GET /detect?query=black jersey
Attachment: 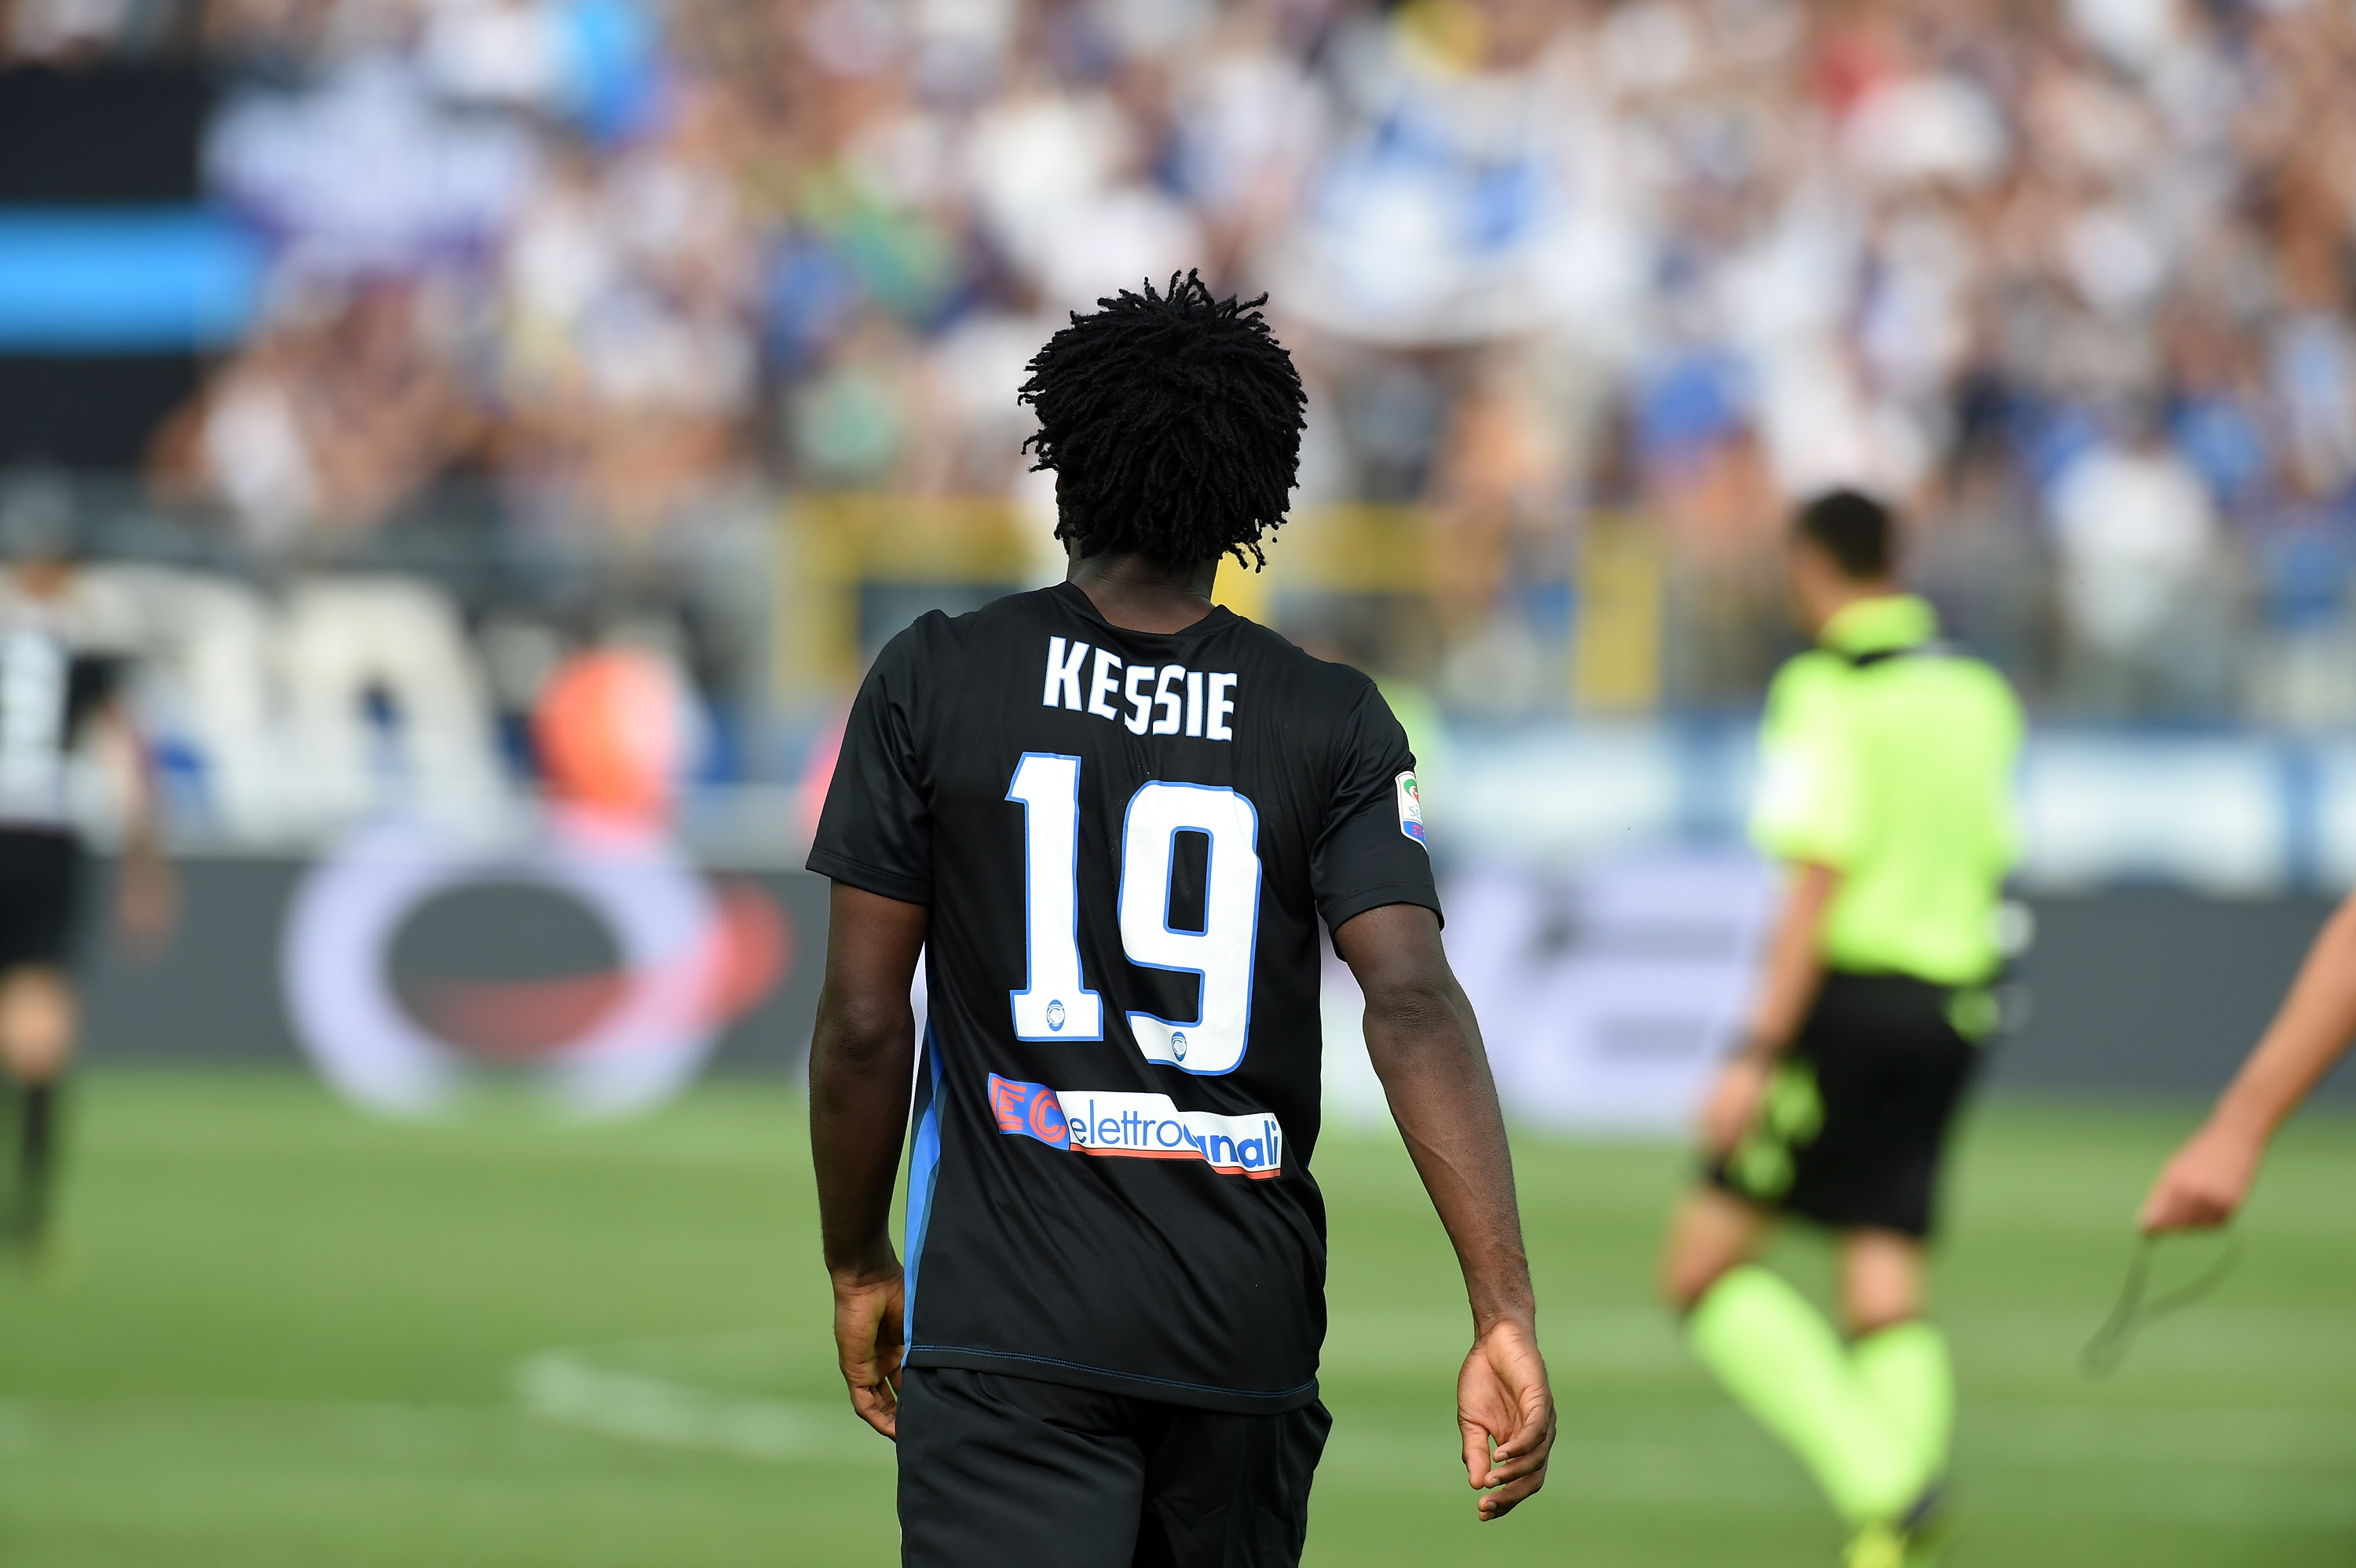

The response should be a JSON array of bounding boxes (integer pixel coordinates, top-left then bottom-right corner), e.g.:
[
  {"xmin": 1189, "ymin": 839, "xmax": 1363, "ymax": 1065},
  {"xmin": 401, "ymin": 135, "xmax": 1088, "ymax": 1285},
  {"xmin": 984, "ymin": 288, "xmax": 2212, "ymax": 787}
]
[{"xmin": 810, "ymin": 582, "xmax": 1439, "ymax": 1413}]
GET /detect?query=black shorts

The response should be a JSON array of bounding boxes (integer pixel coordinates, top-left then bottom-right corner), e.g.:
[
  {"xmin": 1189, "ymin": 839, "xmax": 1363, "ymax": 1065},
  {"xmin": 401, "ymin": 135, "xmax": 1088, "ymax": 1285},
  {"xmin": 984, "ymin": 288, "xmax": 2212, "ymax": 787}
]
[
  {"xmin": 0, "ymin": 828, "xmax": 82, "ymax": 972},
  {"xmin": 1709, "ymin": 970, "xmax": 1988, "ymax": 1239},
  {"xmin": 898, "ymin": 1366, "xmax": 1330, "ymax": 1568}
]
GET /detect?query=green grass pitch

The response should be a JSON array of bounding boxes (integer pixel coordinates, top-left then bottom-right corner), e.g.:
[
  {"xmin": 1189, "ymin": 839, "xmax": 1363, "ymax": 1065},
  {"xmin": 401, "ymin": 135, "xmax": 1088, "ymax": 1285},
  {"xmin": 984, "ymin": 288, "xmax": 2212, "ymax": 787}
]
[{"xmin": 0, "ymin": 1069, "xmax": 2351, "ymax": 1566}]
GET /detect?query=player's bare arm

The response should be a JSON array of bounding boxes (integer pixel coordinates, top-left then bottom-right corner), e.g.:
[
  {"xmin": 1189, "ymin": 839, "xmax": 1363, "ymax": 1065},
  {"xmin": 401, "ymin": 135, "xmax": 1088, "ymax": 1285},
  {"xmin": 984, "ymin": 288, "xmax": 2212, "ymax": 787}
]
[
  {"xmin": 808, "ymin": 882, "xmax": 928, "ymax": 1439},
  {"xmin": 1698, "ymin": 860, "xmax": 1839, "ymax": 1158},
  {"xmin": 95, "ymin": 699, "xmax": 174, "ymax": 952},
  {"xmin": 2143, "ymin": 890, "xmax": 2356, "ymax": 1234},
  {"xmin": 1335, "ymin": 901, "xmax": 1554, "ymax": 1521},
  {"xmin": 1660, "ymin": 859, "xmax": 1839, "ymax": 1314}
]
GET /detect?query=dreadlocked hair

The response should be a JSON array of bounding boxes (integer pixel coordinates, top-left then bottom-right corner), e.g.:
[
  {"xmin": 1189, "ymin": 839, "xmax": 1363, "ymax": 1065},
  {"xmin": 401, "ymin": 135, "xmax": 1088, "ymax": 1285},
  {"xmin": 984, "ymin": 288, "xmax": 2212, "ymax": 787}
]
[{"xmin": 1019, "ymin": 272, "xmax": 1306, "ymax": 571}]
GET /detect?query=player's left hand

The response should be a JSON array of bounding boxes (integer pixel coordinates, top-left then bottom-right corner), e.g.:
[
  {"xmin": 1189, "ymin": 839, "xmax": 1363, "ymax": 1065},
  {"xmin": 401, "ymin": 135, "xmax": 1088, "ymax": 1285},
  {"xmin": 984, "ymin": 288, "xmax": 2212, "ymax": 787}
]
[
  {"xmin": 2140, "ymin": 1117, "xmax": 2264, "ymax": 1234},
  {"xmin": 1458, "ymin": 1315, "xmax": 1554, "ymax": 1521},
  {"xmin": 829, "ymin": 1252, "xmax": 906, "ymax": 1441}
]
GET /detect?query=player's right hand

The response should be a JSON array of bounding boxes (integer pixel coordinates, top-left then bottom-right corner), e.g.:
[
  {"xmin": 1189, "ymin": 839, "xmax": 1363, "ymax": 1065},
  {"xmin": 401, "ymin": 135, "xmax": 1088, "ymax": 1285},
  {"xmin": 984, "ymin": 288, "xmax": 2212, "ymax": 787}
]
[
  {"xmin": 1697, "ymin": 1054, "xmax": 1771, "ymax": 1160},
  {"xmin": 2139, "ymin": 1117, "xmax": 2264, "ymax": 1234},
  {"xmin": 115, "ymin": 854, "xmax": 177, "ymax": 958},
  {"xmin": 829, "ymin": 1250, "xmax": 906, "ymax": 1441},
  {"xmin": 1458, "ymin": 1316, "xmax": 1554, "ymax": 1521}
]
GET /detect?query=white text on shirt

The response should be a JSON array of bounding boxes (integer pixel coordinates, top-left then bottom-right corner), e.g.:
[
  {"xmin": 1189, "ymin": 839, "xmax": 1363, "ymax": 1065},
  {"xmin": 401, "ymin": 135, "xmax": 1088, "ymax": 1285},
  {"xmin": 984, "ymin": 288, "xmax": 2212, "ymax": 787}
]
[{"xmin": 1042, "ymin": 636, "xmax": 1237, "ymax": 741}]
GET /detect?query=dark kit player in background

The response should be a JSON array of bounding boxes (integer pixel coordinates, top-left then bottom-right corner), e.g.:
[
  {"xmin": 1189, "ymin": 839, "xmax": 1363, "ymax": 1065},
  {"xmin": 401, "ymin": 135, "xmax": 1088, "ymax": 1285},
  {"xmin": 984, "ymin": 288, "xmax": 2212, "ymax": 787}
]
[
  {"xmin": 0, "ymin": 479, "xmax": 172, "ymax": 1260},
  {"xmin": 806, "ymin": 276, "xmax": 1555, "ymax": 1566}
]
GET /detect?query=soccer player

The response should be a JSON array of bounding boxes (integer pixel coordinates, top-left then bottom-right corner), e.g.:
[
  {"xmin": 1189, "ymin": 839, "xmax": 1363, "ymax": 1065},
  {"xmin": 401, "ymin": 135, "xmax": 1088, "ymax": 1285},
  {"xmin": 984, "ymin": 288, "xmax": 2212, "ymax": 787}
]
[
  {"xmin": 805, "ymin": 275, "xmax": 1554, "ymax": 1566},
  {"xmin": 2140, "ymin": 898, "xmax": 2356, "ymax": 1234},
  {"xmin": 0, "ymin": 493, "xmax": 171, "ymax": 1255},
  {"xmin": 1655, "ymin": 491, "xmax": 2021, "ymax": 1568}
]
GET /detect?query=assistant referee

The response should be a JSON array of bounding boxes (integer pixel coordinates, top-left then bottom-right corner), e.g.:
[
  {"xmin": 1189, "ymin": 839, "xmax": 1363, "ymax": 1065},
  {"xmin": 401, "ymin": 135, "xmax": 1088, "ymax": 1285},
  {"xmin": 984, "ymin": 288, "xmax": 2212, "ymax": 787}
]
[{"xmin": 1656, "ymin": 491, "xmax": 2021, "ymax": 1568}]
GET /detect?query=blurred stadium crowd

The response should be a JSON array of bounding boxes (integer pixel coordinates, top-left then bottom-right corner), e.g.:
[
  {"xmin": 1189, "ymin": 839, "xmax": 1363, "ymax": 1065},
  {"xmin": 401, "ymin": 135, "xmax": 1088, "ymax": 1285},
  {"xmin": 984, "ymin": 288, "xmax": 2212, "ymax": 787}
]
[{"xmin": 8, "ymin": 0, "xmax": 2356, "ymax": 751}]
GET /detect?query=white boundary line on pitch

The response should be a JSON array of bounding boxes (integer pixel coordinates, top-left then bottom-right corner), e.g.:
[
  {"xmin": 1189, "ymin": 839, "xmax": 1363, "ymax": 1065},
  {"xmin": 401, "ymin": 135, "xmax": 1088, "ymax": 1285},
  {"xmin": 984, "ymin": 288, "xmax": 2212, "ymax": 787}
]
[{"xmin": 514, "ymin": 1347, "xmax": 891, "ymax": 1464}]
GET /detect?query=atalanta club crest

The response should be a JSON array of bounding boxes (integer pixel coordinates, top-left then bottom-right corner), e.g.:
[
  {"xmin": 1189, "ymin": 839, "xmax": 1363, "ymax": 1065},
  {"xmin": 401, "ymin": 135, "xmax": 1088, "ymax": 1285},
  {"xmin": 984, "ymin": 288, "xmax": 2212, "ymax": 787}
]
[{"xmin": 1046, "ymin": 1000, "xmax": 1066, "ymax": 1032}]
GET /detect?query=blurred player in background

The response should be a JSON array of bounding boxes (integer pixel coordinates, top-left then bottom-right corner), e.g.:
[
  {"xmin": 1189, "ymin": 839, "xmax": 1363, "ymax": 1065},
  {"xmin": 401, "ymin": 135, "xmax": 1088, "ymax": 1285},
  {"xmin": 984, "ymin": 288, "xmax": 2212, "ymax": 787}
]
[
  {"xmin": 0, "ymin": 483, "xmax": 171, "ymax": 1257},
  {"xmin": 1657, "ymin": 492, "xmax": 2022, "ymax": 1568},
  {"xmin": 806, "ymin": 275, "xmax": 1553, "ymax": 1566},
  {"xmin": 2141, "ymin": 897, "xmax": 2356, "ymax": 1234}
]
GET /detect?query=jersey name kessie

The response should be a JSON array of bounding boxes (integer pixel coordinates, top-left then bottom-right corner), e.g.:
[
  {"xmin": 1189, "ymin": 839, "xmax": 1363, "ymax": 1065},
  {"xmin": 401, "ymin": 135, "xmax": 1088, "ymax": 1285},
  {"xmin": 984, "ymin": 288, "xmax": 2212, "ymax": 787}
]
[{"xmin": 1042, "ymin": 635, "xmax": 1239, "ymax": 740}]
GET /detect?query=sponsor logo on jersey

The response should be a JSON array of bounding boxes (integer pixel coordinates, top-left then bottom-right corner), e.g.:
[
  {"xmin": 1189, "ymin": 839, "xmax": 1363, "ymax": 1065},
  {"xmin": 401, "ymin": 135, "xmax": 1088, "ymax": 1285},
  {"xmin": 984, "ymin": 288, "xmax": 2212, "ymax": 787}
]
[
  {"xmin": 990, "ymin": 1071, "xmax": 1072, "ymax": 1147},
  {"xmin": 1396, "ymin": 770, "xmax": 1425, "ymax": 844},
  {"xmin": 987, "ymin": 1073, "xmax": 1283, "ymax": 1179}
]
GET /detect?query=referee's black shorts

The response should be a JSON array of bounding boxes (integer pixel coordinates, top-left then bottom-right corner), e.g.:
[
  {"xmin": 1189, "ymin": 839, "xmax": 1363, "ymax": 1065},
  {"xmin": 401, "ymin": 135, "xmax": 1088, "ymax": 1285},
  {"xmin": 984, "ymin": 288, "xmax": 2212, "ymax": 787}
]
[
  {"xmin": 1708, "ymin": 970, "xmax": 1990, "ymax": 1239},
  {"xmin": 897, "ymin": 1366, "xmax": 1330, "ymax": 1568}
]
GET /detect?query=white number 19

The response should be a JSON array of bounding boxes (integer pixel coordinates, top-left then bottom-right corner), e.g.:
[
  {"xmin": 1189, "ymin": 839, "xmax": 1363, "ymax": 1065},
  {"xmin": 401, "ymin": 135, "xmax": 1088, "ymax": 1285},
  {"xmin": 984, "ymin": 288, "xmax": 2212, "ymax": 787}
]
[{"xmin": 1005, "ymin": 753, "xmax": 1262, "ymax": 1075}]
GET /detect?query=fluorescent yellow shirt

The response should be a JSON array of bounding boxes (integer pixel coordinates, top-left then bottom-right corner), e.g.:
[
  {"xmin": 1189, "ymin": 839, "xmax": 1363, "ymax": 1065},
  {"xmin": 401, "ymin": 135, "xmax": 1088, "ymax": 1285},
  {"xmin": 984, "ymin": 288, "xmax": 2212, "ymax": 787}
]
[{"xmin": 1751, "ymin": 595, "xmax": 2023, "ymax": 985}]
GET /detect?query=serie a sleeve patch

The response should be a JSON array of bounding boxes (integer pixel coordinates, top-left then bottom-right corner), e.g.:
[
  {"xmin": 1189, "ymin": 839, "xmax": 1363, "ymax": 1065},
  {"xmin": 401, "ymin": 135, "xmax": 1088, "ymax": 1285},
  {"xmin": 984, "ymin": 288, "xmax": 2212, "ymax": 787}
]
[{"xmin": 1396, "ymin": 770, "xmax": 1425, "ymax": 845}]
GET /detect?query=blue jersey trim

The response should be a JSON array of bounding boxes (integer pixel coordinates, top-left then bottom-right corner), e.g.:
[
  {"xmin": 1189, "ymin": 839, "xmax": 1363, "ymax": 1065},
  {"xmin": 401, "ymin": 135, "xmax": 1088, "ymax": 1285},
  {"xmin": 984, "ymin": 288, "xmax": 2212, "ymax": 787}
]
[{"xmin": 901, "ymin": 1024, "xmax": 944, "ymax": 1347}]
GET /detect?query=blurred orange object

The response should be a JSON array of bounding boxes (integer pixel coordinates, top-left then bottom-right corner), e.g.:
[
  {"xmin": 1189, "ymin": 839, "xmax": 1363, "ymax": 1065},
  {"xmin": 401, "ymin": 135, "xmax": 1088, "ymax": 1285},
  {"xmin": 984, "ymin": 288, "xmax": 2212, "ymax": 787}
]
[{"xmin": 532, "ymin": 647, "xmax": 686, "ymax": 825}]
